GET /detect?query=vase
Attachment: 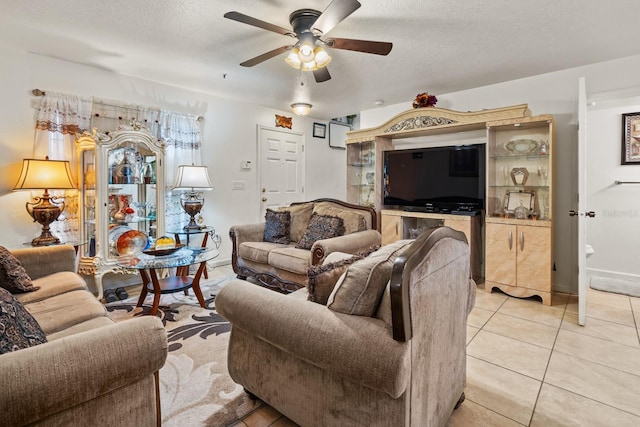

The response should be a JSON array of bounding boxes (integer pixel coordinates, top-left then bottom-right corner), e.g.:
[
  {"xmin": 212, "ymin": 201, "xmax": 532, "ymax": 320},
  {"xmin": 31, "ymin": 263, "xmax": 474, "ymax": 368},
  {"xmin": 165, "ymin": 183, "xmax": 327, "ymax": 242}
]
[{"xmin": 113, "ymin": 194, "xmax": 132, "ymax": 222}]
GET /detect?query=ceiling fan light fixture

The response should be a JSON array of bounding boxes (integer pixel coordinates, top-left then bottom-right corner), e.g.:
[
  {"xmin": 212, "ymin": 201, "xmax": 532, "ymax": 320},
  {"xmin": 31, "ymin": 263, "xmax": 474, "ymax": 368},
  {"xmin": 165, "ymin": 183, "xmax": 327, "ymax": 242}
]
[
  {"xmin": 301, "ymin": 60, "xmax": 318, "ymax": 72},
  {"xmin": 291, "ymin": 102, "xmax": 312, "ymax": 116},
  {"xmin": 313, "ymin": 46, "xmax": 331, "ymax": 68},
  {"xmin": 298, "ymin": 42, "xmax": 315, "ymax": 62},
  {"xmin": 285, "ymin": 48, "xmax": 302, "ymax": 69}
]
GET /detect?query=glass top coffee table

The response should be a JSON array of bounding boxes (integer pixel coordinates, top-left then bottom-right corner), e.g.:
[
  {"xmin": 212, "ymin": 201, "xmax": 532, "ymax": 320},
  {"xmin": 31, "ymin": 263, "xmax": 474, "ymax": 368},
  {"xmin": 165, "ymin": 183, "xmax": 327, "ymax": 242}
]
[{"xmin": 117, "ymin": 247, "xmax": 219, "ymax": 315}]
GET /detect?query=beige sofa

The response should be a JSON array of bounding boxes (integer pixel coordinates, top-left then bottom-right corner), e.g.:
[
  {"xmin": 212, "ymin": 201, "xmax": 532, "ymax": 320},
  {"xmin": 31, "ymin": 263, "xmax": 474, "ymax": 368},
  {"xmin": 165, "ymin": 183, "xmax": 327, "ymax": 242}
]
[
  {"xmin": 0, "ymin": 245, "xmax": 167, "ymax": 427},
  {"xmin": 230, "ymin": 198, "xmax": 380, "ymax": 292},
  {"xmin": 217, "ymin": 227, "xmax": 476, "ymax": 427}
]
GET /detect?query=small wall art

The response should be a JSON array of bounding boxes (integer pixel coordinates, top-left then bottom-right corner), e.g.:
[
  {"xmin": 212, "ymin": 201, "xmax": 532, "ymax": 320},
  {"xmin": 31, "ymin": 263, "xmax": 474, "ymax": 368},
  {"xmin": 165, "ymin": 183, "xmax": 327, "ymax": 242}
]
[
  {"xmin": 275, "ymin": 115, "xmax": 292, "ymax": 129},
  {"xmin": 621, "ymin": 112, "xmax": 640, "ymax": 164},
  {"xmin": 313, "ymin": 122, "xmax": 326, "ymax": 138}
]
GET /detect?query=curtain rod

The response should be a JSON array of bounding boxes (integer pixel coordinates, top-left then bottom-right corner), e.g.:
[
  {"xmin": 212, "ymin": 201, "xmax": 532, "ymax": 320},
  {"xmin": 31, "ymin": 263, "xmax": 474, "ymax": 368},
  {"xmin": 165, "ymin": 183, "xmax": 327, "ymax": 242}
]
[{"xmin": 31, "ymin": 88, "xmax": 204, "ymax": 122}]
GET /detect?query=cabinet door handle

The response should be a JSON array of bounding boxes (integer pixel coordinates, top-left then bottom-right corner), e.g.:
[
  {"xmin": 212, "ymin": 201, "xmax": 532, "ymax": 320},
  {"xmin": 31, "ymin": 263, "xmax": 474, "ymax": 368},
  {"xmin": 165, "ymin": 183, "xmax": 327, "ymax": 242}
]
[
  {"xmin": 395, "ymin": 223, "xmax": 398, "ymax": 234},
  {"xmin": 508, "ymin": 230, "xmax": 513, "ymax": 250},
  {"xmin": 520, "ymin": 231, "xmax": 525, "ymax": 251}
]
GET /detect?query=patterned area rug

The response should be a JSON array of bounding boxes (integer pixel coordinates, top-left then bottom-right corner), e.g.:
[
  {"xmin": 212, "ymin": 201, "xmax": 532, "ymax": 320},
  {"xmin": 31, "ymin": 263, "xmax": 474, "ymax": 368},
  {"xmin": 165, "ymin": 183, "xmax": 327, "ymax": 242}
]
[{"xmin": 106, "ymin": 274, "xmax": 263, "ymax": 427}]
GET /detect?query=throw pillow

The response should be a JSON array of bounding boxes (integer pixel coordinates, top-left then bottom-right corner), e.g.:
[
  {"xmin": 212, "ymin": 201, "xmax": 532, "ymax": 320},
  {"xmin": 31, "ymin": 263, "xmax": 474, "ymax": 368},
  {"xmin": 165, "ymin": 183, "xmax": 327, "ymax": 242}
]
[
  {"xmin": 295, "ymin": 213, "xmax": 345, "ymax": 250},
  {"xmin": 278, "ymin": 203, "xmax": 314, "ymax": 242},
  {"xmin": 0, "ymin": 287, "xmax": 47, "ymax": 354},
  {"xmin": 0, "ymin": 246, "xmax": 39, "ymax": 293},
  {"xmin": 313, "ymin": 202, "xmax": 367, "ymax": 235},
  {"xmin": 263, "ymin": 209, "xmax": 291, "ymax": 244},
  {"xmin": 307, "ymin": 245, "xmax": 380, "ymax": 305},
  {"xmin": 327, "ymin": 240, "xmax": 414, "ymax": 317}
]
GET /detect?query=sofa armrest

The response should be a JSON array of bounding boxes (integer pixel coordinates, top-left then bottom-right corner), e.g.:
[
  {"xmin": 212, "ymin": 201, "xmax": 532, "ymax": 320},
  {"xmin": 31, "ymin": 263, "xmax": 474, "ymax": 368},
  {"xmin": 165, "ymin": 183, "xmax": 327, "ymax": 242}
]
[
  {"xmin": 216, "ymin": 279, "xmax": 409, "ymax": 398},
  {"xmin": 229, "ymin": 223, "xmax": 265, "ymax": 246},
  {"xmin": 11, "ymin": 244, "xmax": 76, "ymax": 280},
  {"xmin": 230, "ymin": 223, "xmax": 266, "ymax": 274},
  {"xmin": 0, "ymin": 316, "xmax": 167, "ymax": 426},
  {"xmin": 311, "ymin": 229, "xmax": 381, "ymax": 265}
]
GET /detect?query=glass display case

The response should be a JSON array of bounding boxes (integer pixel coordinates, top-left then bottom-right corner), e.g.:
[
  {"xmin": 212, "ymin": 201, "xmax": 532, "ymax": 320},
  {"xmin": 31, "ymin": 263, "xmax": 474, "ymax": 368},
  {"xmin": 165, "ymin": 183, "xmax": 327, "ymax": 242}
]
[
  {"xmin": 486, "ymin": 115, "xmax": 554, "ymax": 220},
  {"xmin": 346, "ymin": 140, "xmax": 375, "ymax": 207},
  {"xmin": 76, "ymin": 121, "xmax": 165, "ymax": 300}
]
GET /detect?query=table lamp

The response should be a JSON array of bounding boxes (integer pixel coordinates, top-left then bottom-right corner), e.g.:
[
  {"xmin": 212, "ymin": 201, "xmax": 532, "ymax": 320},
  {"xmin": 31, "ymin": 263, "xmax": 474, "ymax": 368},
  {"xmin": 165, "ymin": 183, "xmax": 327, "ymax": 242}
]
[
  {"xmin": 13, "ymin": 156, "xmax": 76, "ymax": 246},
  {"xmin": 173, "ymin": 165, "xmax": 213, "ymax": 230}
]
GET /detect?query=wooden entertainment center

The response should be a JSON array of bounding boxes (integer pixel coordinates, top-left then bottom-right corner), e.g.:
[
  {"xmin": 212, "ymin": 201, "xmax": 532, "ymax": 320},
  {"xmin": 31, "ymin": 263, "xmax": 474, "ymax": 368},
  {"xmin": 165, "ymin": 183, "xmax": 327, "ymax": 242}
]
[{"xmin": 345, "ymin": 105, "xmax": 555, "ymax": 305}]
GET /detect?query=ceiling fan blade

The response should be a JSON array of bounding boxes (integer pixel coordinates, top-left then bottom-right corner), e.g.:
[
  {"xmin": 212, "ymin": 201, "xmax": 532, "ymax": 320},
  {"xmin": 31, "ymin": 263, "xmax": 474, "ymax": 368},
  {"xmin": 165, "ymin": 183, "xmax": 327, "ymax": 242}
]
[
  {"xmin": 326, "ymin": 37, "xmax": 393, "ymax": 55},
  {"xmin": 240, "ymin": 46, "xmax": 293, "ymax": 67},
  {"xmin": 313, "ymin": 67, "xmax": 332, "ymax": 83},
  {"xmin": 312, "ymin": 0, "xmax": 361, "ymax": 35},
  {"xmin": 224, "ymin": 11, "xmax": 294, "ymax": 36}
]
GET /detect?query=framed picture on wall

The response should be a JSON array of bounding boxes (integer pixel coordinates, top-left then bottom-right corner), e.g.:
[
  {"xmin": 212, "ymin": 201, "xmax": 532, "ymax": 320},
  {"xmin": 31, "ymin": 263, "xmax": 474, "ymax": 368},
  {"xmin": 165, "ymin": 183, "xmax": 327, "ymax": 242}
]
[
  {"xmin": 328, "ymin": 121, "xmax": 351, "ymax": 149},
  {"xmin": 313, "ymin": 122, "xmax": 326, "ymax": 138},
  {"xmin": 621, "ymin": 112, "xmax": 640, "ymax": 164}
]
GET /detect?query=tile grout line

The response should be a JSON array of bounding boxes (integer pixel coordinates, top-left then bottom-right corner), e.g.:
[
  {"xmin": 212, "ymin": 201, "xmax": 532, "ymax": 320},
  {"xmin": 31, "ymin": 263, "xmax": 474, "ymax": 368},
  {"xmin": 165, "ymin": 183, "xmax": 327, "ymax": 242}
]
[
  {"xmin": 527, "ymin": 295, "xmax": 568, "ymax": 426},
  {"xmin": 462, "ymin": 394, "xmax": 528, "ymax": 426}
]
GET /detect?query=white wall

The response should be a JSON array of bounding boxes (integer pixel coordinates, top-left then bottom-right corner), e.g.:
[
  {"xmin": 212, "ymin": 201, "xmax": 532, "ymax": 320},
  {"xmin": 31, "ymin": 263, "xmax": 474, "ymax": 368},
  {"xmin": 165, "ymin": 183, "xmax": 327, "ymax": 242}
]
[
  {"xmin": 586, "ymin": 96, "xmax": 640, "ymax": 290},
  {"xmin": 360, "ymin": 54, "xmax": 640, "ymax": 294},
  {"xmin": 0, "ymin": 43, "xmax": 346, "ymax": 266}
]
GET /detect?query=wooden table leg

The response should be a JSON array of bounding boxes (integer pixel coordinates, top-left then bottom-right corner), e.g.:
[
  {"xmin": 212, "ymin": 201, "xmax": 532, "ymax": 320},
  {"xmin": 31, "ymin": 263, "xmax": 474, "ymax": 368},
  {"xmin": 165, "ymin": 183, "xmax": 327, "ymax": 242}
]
[
  {"xmin": 172, "ymin": 234, "xmax": 189, "ymax": 277},
  {"xmin": 202, "ymin": 233, "xmax": 209, "ymax": 279},
  {"xmin": 149, "ymin": 269, "xmax": 162, "ymax": 316},
  {"xmin": 136, "ymin": 270, "xmax": 151, "ymax": 308},
  {"xmin": 190, "ymin": 261, "xmax": 209, "ymax": 308}
]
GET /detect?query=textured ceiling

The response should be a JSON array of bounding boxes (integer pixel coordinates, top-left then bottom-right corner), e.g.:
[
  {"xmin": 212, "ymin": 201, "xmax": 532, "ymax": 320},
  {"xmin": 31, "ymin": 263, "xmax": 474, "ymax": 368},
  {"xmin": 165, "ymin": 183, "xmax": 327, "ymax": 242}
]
[{"xmin": 2, "ymin": 0, "xmax": 640, "ymax": 119}]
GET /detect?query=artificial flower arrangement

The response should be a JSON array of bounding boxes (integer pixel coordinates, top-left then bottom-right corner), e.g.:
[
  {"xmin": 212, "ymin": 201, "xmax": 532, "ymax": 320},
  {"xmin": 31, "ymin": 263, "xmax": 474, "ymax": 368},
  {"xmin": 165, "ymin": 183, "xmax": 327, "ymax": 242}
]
[{"xmin": 412, "ymin": 92, "xmax": 438, "ymax": 108}]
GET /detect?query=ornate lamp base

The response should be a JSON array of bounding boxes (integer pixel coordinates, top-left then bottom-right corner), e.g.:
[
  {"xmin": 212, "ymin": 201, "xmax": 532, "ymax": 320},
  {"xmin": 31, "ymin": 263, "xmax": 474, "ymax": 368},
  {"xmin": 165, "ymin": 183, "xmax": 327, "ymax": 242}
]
[
  {"xmin": 32, "ymin": 233, "xmax": 61, "ymax": 246},
  {"xmin": 181, "ymin": 193, "xmax": 205, "ymax": 230},
  {"xmin": 29, "ymin": 197, "xmax": 63, "ymax": 246}
]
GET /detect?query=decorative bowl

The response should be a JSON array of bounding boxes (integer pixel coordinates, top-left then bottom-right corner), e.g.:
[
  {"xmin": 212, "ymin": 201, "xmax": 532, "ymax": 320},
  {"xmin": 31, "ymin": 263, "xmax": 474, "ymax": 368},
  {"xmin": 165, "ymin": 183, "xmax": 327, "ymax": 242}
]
[
  {"xmin": 116, "ymin": 230, "xmax": 149, "ymax": 255},
  {"xmin": 143, "ymin": 244, "xmax": 185, "ymax": 256},
  {"xmin": 109, "ymin": 224, "xmax": 131, "ymax": 245},
  {"xmin": 504, "ymin": 139, "xmax": 540, "ymax": 154}
]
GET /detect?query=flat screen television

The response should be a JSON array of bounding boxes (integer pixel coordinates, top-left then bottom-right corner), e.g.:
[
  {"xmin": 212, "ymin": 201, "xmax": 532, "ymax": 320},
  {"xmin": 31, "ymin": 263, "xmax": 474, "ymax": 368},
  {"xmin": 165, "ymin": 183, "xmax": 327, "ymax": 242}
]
[{"xmin": 383, "ymin": 144, "xmax": 486, "ymax": 212}]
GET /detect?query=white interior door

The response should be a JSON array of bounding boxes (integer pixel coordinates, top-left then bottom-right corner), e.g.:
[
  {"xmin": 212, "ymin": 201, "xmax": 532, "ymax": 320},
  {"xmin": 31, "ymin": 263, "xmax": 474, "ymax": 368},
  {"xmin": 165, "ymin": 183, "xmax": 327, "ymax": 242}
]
[
  {"xmin": 577, "ymin": 77, "xmax": 588, "ymax": 325},
  {"xmin": 258, "ymin": 126, "xmax": 305, "ymax": 217}
]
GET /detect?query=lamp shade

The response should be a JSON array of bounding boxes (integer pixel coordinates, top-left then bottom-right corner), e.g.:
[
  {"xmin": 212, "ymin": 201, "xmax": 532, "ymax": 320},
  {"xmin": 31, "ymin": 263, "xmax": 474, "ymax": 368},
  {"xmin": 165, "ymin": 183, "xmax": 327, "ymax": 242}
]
[
  {"xmin": 285, "ymin": 48, "xmax": 302, "ymax": 69},
  {"xmin": 173, "ymin": 165, "xmax": 213, "ymax": 190},
  {"xmin": 13, "ymin": 158, "xmax": 76, "ymax": 190},
  {"xmin": 313, "ymin": 46, "xmax": 331, "ymax": 68}
]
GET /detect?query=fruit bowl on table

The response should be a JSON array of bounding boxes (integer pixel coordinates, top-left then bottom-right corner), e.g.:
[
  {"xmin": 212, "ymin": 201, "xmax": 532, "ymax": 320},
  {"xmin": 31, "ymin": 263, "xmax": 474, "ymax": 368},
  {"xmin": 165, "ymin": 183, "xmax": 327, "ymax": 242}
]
[{"xmin": 142, "ymin": 244, "xmax": 185, "ymax": 256}]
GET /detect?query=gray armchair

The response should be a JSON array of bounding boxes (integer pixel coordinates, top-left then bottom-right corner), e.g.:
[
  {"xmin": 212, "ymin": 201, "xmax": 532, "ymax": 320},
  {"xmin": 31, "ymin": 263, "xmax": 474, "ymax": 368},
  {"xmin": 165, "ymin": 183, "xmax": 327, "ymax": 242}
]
[{"xmin": 217, "ymin": 227, "xmax": 476, "ymax": 426}]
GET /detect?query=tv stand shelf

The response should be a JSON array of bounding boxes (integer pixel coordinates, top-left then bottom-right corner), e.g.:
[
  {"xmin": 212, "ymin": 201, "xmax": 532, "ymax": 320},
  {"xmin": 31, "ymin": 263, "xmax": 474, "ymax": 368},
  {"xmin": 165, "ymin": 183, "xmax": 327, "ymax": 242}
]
[{"xmin": 381, "ymin": 209, "xmax": 483, "ymax": 282}]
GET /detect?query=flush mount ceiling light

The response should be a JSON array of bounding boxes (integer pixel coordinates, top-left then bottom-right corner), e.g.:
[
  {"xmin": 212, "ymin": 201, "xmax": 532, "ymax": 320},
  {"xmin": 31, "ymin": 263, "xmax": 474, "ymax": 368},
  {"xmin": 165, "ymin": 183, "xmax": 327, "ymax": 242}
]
[{"xmin": 291, "ymin": 102, "xmax": 312, "ymax": 116}]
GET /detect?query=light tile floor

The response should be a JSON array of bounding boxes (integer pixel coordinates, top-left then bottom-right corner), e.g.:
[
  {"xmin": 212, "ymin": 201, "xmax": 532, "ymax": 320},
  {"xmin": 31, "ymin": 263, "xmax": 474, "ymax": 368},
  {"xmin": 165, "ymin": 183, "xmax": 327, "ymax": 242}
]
[{"xmin": 234, "ymin": 284, "xmax": 640, "ymax": 427}]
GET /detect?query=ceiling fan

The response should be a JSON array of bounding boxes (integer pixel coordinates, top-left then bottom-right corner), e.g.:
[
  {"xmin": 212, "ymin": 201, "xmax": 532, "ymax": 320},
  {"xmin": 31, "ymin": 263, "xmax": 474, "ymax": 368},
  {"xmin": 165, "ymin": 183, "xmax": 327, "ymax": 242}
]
[{"xmin": 224, "ymin": 0, "xmax": 393, "ymax": 83}]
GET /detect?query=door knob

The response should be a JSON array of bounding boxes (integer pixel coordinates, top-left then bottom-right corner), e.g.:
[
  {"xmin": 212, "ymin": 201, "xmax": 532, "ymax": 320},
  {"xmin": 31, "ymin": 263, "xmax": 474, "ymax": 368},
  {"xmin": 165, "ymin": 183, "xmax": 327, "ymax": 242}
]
[{"xmin": 262, "ymin": 197, "xmax": 267, "ymax": 202}]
